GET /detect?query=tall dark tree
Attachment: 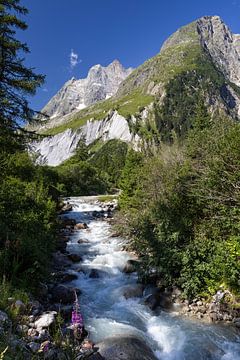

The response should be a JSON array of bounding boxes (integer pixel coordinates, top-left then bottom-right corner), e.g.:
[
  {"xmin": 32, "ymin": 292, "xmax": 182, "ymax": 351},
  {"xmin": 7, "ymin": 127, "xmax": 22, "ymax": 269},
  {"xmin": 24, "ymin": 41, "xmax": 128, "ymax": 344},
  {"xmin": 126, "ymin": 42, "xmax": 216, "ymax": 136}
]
[{"xmin": 0, "ymin": 0, "xmax": 44, "ymax": 149}]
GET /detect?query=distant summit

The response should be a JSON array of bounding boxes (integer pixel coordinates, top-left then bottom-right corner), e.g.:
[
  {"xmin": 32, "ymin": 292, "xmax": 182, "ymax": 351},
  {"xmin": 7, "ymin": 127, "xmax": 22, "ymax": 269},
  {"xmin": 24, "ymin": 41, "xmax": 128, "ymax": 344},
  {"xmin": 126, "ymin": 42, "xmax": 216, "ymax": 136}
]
[{"xmin": 41, "ymin": 60, "xmax": 133, "ymax": 118}]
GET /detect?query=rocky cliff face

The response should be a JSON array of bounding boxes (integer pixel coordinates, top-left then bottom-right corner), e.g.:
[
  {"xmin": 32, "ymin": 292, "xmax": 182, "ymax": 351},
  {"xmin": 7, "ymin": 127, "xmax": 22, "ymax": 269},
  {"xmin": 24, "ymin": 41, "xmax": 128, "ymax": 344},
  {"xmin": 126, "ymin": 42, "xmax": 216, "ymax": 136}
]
[
  {"xmin": 41, "ymin": 60, "xmax": 133, "ymax": 118},
  {"xmin": 30, "ymin": 111, "xmax": 141, "ymax": 166},
  {"xmin": 197, "ymin": 16, "xmax": 240, "ymax": 87}
]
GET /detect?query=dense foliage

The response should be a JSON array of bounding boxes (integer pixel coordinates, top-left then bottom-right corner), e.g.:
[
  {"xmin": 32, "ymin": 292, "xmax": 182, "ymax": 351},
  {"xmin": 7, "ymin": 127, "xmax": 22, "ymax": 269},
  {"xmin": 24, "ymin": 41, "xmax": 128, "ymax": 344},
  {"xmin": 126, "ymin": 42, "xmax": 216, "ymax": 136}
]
[
  {"xmin": 0, "ymin": 0, "xmax": 57, "ymax": 289},
  {"xmin": 119, "ymin": 118, "xmax": 240, "ymax": 298},
  {"xmin": 0, "ymin": 150, "xmax": 59, "ymax": 287},
  {"xmin": 89, "ymin": 139, "xmax": 128, "ymax": 186},
  {"xmin": 55, "ymin": 139, "xmax": 129, "ymax": 196}
]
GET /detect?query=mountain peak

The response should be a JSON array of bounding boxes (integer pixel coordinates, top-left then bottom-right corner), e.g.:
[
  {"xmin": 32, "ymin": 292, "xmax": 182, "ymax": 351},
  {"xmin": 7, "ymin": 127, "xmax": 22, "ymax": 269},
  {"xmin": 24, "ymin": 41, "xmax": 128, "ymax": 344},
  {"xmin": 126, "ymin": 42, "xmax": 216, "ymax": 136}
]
[{"xmin": 41, "ymin": 60, "xmax": 133, "ymax": 118}]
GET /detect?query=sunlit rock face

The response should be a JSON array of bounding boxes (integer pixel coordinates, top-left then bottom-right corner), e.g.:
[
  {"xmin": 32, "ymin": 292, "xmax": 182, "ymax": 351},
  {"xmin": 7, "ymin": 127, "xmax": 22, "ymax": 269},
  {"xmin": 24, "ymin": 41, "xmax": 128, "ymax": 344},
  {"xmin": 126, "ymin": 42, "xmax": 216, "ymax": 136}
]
[
  {"xmin": 30, "ymin": 111, "xmax": 140, "ymax": 166},
  {"xmin": 41, "ymin": 60, "xmax": 133, "ymax": 119},
  {"xmin": 197, "ymin": 16, "xmax": 240, "ymax": 87}
]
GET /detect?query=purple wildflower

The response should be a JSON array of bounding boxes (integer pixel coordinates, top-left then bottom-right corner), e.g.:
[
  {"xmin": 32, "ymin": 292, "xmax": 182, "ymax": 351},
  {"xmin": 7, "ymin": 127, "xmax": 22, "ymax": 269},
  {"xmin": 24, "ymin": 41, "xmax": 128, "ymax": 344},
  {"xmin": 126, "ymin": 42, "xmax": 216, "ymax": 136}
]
[{"xmin": 71, "ymin": 291, "xmax": 83, "ymax": 335}]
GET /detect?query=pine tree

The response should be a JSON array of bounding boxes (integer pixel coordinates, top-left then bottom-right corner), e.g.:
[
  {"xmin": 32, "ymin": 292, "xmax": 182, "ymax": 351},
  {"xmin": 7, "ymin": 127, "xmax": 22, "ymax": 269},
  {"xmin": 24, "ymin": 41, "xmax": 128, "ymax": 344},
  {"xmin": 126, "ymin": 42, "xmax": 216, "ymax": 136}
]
[
  {"xmin": 0, "ymin": 0, "xmax": 44, "ymax": 148},
  {"xmin": 193, "ymin": 99, "xmax": 211, "ymax": 131}
]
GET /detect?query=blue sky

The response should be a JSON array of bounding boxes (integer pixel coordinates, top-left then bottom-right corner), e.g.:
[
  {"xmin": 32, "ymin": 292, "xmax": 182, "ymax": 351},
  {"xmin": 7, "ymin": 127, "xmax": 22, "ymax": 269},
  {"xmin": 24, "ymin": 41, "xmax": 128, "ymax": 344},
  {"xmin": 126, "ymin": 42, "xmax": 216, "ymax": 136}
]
[{"xmin": 19, "ymin": 0, "xmax": 240, "ymax": 111}]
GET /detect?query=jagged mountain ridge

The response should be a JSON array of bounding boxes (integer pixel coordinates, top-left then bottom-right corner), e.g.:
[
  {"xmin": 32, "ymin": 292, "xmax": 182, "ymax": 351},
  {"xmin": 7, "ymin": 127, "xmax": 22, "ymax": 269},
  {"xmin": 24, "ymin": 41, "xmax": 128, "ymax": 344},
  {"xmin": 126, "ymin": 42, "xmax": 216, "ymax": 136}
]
[
  {"xmin": 32, "ymin": 15, "xmax": 240, "ymax": 166},
  {"xmin": 42, "ymin": 59, "xmax": 133, "ymax": 118},
  {"xmin": 117, "ymin": 16, "xmax": 240, "ymax": 96}
]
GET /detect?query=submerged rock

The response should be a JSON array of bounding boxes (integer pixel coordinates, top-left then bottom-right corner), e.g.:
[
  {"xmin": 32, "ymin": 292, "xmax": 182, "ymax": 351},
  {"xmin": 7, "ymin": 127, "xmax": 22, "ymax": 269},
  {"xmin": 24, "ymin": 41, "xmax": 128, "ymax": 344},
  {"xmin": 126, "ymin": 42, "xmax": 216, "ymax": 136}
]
[
  {"xmin": 97, "ymin": 335, "xmax": 157, "ymax": 360},
  {"xmin": 123, "ymin": 284, "xmax": 144, "ymax": 299},
  {"xmin": 68, "ymin": 253, "xmax": 83, "ymax": 263},
  {"xmin": 89, "ymin": 269, "xmax": 100, "ymax": 278}
]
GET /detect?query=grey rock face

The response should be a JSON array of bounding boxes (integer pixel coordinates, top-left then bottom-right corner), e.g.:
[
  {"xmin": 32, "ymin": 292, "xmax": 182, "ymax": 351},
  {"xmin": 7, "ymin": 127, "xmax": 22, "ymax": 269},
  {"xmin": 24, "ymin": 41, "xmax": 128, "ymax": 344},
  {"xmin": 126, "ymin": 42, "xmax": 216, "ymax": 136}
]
[
  {"xmin": 161, "ymin": 16, "xmax": 240, "ymax": 88},
  {"xmin": 30, "ymin": 111, "xmax": 141, "ymax": 166},
  {"xmin": 42, "ymin": 60, "xmax": 133, "ymax": 118},
  {"xmin": 197, "ymin": 16, "xmax": 240, "ymax": 86}
]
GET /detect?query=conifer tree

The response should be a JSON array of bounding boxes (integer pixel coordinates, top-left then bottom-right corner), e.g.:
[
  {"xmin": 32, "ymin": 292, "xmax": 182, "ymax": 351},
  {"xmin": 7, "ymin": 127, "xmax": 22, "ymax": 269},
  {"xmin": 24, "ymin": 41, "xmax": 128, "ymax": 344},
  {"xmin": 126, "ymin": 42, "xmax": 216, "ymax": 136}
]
[{"xmin": 0, "ymin": 0, "xmax": 44, "ymax": 147}]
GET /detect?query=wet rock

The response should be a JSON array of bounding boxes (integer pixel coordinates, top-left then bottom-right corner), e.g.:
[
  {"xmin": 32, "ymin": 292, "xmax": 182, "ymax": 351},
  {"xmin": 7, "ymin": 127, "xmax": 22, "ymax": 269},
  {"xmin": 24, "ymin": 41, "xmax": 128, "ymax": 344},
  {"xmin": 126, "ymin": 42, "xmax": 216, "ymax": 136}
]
[
  {"xmin": 89, "ymin": 269, "xmax": 100, "ymax": 278},
  {"xmin": 34, "ymin": 311, "xmax": 57, "ymax": 330},
  {"xmin": 78, "ymin": 238, "xmax": 90, "ymax": 244},
  {"xmin": 29, "ymin": 300, "xmax": 43, "ymax": 317},
  {"xmin": 0, "ymin": 310, "xmax": 9, "ymax": 325},
  {"xmin": 16, "ymin": 324, "xmax": 28, "ymax": 335},
  {"xmin": 209, "ymin": 312, "xmax": 219, "ymax": 322},
  {"xmin": 123, "ymin": 259, "xmax": 139, "ymax": 274},
  {"xmin": 0, "ymin": 310, "xmax": 11, "ymax": 330},
  {"xmin": 75, "ymin": 223, "xmax": 88, "ymax": 230},
  {"xmin": 144, "ymin": 293, "xmax": 161, "ymax": 311},
  {"xmin": 123, "ymin": 284, "xmax": 144, "ymax": 299},
  {"xmin": 51, "ymin": 285, "xmax": 76, "ymax": 304},
  {"xmin": 92, "ymin": 210, "xmax": 100, "ymax": 218},
  {"xmin": 52, "ymin": 271, "xmax": 78, "ymax": 283},
  {"xmin": 28, "ymin": 342, "xmax": 40, "ymax": 353},
  {"xmin": 68, "ymin": 253, "xmax": 82, "ymax": 262},
  {"xmin": 52, "ymin": 251, "xmax": 72, "ymax": 269},
  {"xmin": 97, "ymin": 335, "xmax": 158, "ymax": 360},
  {"xmin": 37, "ymin": 283, "xmax": 49, "ymax": 298},
  {"xmin": 60, "ymin": 202, "xmax": 72, "ymax": 213},
  {"xmin": 158, "ymin": 293, "xmax": 173, "ymax": 310},
  {"xmin": 61, "ymin": 218, "xmax": 76, "ymax": 227}
]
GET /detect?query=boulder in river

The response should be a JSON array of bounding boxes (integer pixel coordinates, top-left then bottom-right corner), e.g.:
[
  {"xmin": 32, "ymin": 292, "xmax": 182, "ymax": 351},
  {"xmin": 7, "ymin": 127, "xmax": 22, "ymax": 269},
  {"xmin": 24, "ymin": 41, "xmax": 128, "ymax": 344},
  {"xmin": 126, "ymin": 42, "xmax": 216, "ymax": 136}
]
[
  {"xmin": 51, "ymin": 285, "xmax": 76, "ymax": 304},
  {"xmin": 97, "ymin": 335, "xmax": 158, "ymax": 360},
  {"xmin": 144, "ymin": 293, "xmax": 161, "ymax": 311},
  {"xmin": 123, "ymin": 259, "xmax": 139, "ymax": 274},
  {"xmin": 89, "ymin": 269, "xmax": 100, "ymax": 278},
  {"xmin": 60, "ymin": 202, "xmax": 73, "ymax": 214},
  {"xmin": 78, "ymin": 238, "xmax": 90, "ymax": 244},
  {"xmin": 68, "ymin": 253, "xmax": 83, "ymax": 263},
  {"xmin": 75, "ymin": 222, "xmax": 88, "ymax": 230}
]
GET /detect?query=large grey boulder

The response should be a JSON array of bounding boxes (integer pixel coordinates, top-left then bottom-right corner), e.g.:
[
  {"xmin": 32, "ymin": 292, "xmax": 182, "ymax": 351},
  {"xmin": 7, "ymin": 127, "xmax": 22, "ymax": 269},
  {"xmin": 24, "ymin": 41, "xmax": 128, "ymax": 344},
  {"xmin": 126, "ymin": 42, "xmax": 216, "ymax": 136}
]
[{"xmin": 97, "ymin": 335, "xmax": 157, "ymax": 360}]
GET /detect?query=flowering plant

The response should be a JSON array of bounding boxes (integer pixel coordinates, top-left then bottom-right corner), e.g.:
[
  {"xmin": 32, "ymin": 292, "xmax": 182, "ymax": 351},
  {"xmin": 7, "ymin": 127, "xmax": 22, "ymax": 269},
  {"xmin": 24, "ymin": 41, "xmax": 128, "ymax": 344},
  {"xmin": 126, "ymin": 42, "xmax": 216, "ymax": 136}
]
[{"xmin": 71, "ymin": 291, "xmax": 83, "ymax": 339}]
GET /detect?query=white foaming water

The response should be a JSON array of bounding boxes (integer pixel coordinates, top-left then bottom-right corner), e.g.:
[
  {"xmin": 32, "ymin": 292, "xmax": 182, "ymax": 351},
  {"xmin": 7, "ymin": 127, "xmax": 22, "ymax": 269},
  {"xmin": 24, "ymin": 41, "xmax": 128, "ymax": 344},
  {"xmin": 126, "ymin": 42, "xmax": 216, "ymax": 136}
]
[{"xmin": 64, "ymin": 198, "xmax": 240, "ymax": 360}]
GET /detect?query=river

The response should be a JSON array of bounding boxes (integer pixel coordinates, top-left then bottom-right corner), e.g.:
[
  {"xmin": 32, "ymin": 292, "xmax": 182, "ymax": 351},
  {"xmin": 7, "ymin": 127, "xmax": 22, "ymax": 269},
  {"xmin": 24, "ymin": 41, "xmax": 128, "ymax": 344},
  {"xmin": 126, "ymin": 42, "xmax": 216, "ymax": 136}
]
[{"xmin": 63, "ymin": 197, "xmax": 240, "ymax": 360}]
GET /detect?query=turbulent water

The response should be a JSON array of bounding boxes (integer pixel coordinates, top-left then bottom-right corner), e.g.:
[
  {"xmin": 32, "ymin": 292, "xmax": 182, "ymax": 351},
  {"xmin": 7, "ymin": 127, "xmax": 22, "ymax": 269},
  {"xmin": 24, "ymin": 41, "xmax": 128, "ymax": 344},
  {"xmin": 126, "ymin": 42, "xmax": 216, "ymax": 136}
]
[{"xmin": 64, "ymin": 198, "xmax": 240, "ymax": 360}]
